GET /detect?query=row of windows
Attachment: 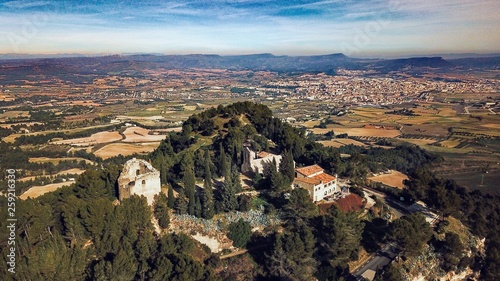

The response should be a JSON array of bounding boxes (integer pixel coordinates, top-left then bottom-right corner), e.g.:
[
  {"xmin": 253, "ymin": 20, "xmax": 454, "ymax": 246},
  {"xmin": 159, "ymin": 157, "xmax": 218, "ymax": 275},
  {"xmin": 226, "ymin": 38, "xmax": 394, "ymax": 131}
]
[{"xmin": 314, "ymin": 183, "xmax": 335, "ymax": 192}]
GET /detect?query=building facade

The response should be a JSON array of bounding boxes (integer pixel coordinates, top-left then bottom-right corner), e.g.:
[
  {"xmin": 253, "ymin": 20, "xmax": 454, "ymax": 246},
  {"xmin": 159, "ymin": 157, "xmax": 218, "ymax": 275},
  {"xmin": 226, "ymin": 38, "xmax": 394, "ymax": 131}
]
[
  {"xmin": 293, "ymin": 164, "xmax": 339, "ymax": 202},
  {"xmin": 118, "ymin": 158, "xmax": 161, "ymax": 205},
  {"xmin": 241, "ymin": 147, "xmax": 283, "ymax": 174}
]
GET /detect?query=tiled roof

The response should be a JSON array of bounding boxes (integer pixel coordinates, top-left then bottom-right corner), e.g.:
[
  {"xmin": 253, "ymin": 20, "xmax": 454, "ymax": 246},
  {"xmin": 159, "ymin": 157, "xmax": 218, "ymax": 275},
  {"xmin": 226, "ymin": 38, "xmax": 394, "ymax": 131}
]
[
  {"xmin": 312, "ymin": 172, "xmax": 336, "ymax": 183},
  {"xmin": 296, "ymin": 164, "xmax": 324, "ymax": 177},
  {"xmin": 335, "ymin": 194, "xmax": 364, "ymax": 212},
  {"xmin": 318, "ymin": 194, "xmax": 364, "ymax": 213},
  {"xmin": 294, "ymin": 177, "xmax": 321, "ymax": 186},
  {"xmin": 257, "ymin": 151, "xmax": 272, "ymax": 158}
]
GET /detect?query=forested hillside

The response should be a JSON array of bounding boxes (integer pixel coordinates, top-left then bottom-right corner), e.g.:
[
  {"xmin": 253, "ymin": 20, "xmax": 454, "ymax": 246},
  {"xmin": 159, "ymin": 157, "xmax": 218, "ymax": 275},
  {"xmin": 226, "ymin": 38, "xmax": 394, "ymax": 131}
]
[{"xmin": 1, "ymin": 102, "xmax": 499, "ymax": 280}]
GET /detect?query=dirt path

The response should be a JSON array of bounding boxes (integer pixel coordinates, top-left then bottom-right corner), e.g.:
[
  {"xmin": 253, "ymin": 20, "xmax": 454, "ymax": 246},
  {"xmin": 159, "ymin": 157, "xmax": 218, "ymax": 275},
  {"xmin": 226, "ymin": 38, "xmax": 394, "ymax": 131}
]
[{"xmin": 220, "ymin": 243, "xmax": 269, "ymax": 260}]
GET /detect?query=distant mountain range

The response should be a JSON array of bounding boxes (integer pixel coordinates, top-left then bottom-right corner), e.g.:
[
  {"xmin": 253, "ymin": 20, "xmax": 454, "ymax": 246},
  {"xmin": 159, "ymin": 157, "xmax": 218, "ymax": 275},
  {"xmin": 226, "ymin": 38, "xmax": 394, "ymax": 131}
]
[{"xmin": 0, "ymin": 53, "xmax": 498, "ymax": 80}]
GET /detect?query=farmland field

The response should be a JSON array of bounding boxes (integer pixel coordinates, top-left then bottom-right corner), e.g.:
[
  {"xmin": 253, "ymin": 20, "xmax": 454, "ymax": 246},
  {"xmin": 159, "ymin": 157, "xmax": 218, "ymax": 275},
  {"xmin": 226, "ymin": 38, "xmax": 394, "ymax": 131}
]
[
  {"xmin": 94, "ymin": 142, "xmax": 161, "ymax": 159},
  {"xmin": 318, "ymin": 139, "xmax": 368, "ymax": 148},
  {"xmin": 19, "ymin": 168, "xmax": 86, "ymax": 182},
  {"xmin": 368, "ymin": 170, "xmax": 409, "ymax": 189},
  {"xmin": 438, "ymin": 139, "xmax": 462, "ymax": 148},
  {"xmin": 443, "ymin": 170, "xmax": 500, "ymax": 195},
  {"xmin": 398, "ymin": 138, "xmax": 437, "ymax": 146},
  {"xmin": 52, "ymin": 131, "xmax": 123, "ymax": 146},
  {"xmin": 311, "ymin": 127, "xmax": 400, "ymax": 138},
  {"xmin": 29, "ymin": 157, "xmax": 95, "ymax": 165},
  {"xmin": 20, "ymin": 182, "xmax": 73, "ymax": 200},
  {"xmin": 2, "ymin": 124, "xmax": 115, "ymax": 143},
  {"xmin": 122, "ymin": 127, "xmax": 167, "ymax": 142}
]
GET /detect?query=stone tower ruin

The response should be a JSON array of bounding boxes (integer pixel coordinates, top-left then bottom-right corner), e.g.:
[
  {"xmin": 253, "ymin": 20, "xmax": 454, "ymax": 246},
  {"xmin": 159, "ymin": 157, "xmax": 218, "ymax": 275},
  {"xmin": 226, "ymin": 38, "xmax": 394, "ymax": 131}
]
[{"xmin": 118, "ymin": 158, "xmax": 161, "ymax": 205}]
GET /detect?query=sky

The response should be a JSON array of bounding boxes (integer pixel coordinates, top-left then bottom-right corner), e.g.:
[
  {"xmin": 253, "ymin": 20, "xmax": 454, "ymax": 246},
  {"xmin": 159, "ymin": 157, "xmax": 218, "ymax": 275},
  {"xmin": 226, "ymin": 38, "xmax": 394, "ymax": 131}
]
[{"xmin": 0, "ymin": 0, "xmax": 499, "ymax": 57}]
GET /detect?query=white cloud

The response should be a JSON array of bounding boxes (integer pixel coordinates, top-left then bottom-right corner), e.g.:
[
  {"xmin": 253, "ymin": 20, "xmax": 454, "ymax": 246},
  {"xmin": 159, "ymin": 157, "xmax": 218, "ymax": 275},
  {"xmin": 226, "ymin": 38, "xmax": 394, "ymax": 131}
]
[
  {"xmin": 3, "ymin": 1, "xmax": 51, "ymax": 9},
  {"xmin": 0, "ymin": 0, "xmax": 498, "ymax": 55}
]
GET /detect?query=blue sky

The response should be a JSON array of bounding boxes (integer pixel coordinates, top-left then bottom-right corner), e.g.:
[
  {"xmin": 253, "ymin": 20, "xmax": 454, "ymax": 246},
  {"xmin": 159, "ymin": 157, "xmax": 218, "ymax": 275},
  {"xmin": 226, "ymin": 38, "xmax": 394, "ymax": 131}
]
[{"xmin": 0, "ymin": 0, "xmax": 499, "ymax": 57}]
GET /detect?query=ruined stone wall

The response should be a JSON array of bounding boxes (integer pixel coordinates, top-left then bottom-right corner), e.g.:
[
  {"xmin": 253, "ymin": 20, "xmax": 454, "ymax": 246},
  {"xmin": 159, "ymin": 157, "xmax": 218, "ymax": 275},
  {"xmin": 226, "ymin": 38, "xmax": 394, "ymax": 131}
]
[
  {"xmin": 241, "ymin": 147, "xmax": 256, "ymax": 173},
  {"xmin": 118, "ymin": 158, "xmax": 161, "ymax": 205},
  {"xmin": 250, "ymin": 155, "xmax": 282, "ymax": 174}
]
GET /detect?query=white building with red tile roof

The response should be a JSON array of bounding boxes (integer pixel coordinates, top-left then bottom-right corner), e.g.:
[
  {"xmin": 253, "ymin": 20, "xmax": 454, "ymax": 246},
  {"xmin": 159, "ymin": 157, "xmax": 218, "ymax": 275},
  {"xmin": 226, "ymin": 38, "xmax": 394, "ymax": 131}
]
[{"xmin": 293, "ymin": 164, "xmax": 339, "ymax": 202}]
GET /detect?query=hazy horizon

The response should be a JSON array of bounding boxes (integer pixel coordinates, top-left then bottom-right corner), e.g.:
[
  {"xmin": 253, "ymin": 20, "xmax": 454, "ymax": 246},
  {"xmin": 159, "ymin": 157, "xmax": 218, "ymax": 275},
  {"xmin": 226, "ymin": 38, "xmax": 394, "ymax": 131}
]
[
  {"xmin": 1, "ymin": 0, "xmax": 499, "ymax": 57},
  {"xmin": 0, "ymin": 51, "xmax": 499, "ymax": 61}
]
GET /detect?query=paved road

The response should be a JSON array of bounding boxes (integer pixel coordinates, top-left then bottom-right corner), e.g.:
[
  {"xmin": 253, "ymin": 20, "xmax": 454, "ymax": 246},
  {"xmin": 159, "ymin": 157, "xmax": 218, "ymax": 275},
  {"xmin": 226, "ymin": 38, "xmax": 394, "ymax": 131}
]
[
  {"xmin": 362, "ymin": 187, "xmax": 408, "ymax": 218},
  {"xmin": 351, "ymin": 244, "xmax": 400, "ymax": 279}
]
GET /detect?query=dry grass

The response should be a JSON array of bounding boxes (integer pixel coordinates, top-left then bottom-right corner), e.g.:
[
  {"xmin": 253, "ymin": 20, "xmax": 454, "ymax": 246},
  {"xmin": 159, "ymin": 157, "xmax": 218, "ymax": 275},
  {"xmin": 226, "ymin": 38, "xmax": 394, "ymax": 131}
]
[
  {"xmin": 0, "ymin": 122, "xmax": 44, "ymax": 129},
  {"xmin": 301, "ymin": 120, "xmax": 321, "ymax": 128},
  {"xmin": 19, "ymin": 182, "xmax": 73, "ymax": 200},
  {"xmin": 29, "ymin": 157, "xmax": 94, "ymax": 164},
  {"xmin": 400, "ymin": 138, "xmax": 437, "ymax": 146},
  {"xmin": 311, "ymin": 127, "xmax": 400, "ymax": 137},
  {"xmin": 183, "ymin": 105, "xmax": 197, "ymax": 111},
  {"xmin": 0, "ymin": 110, "xmax": 30, "ymax": 119},
  {"xmin": 480, "ymin": 123, "xmax": 500, "ymax": 130},
  {"xmin": 122, "ymin": 127, "xmax": 167, "ymax": 142},
  {"xmin": 401, "ymin": 123, "xmax": 450, "ymax": 137},
  {"xmin": 154, "ymin": 127, "xmax": 183, "ymax": 132},
  {"xmin": 94, "ymin": 142, "xmax": 161, "ymax": 159},
  {"xmin": 438, "ymin": 139, "xmax": 462, "ymax": 148},
  {"xmin": 444, "ymin": 216, "xmax": 470, "ymax": 243},
  {"xmin": 368, "ymin": 170, "xmax": 409, "ymax": 189},
  {"xmin": 52, "ymin": 131, "xmax": 123, "ymax": 146},
  {"xmin": 318, "ymin": 139, "xmax": 367, "ymax": 148},
  {"xmin": 19, "ymin": 168, "xmax": 86, "ymax": 182},
  {"xmin": 56, "ymin": 168, "xmax": 86, "ymax": 176},
  {"xmin": 2, "ymin": 124, "xmax": 116, "ymax": 143}
]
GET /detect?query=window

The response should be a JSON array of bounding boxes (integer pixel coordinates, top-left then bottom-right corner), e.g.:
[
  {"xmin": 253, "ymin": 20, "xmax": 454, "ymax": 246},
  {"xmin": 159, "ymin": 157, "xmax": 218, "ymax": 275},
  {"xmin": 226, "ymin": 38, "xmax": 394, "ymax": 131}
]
[
  {"xmin": 142, "ymin": 180, "xmax": 146, "ymax": 185},
  {"xmin": 136, "ymin": 169, "xmax": 140, "ymax": 176}
]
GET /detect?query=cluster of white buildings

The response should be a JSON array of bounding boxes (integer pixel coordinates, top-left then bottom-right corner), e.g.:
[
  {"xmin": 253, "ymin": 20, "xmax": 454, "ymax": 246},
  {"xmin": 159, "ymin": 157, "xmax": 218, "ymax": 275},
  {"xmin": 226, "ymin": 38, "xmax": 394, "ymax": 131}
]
[
  {"xmin": 241, "ymin": 146, "xmax": 348, "ymax": 203},
  {"xmin": 264, "ymin": 74, "xmax": 497, "ymax": 106}
]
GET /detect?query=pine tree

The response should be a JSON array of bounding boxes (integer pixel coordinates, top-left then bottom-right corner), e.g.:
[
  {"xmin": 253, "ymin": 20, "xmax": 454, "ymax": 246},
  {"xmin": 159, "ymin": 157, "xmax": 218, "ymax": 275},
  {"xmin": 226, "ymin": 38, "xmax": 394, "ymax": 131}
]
[
  {"xmin": 227, "ymin": 219, "xmax": 252, "ymax": 248},
  {"xmin": 188, "ymin": 193, "xmax": 195, "ymax": 216},
  {"xmin": 220, "ymin": 182, "xmax": 238, "ymax": 212},
  {"xmin": 217, "ymin": 163, "xmax": 238, "ymax": 212},
  {"xmin": 202, "ymin": 149, "xmax": 214, "ymax": 219},
  {"xmin": 230, "ymin": 162, "xmax": 242, "ymax": 193},
  {"xmin": 219, "ymin": 143, "xmax": 228, "ymax": 178},
  {"xmin": 267, "ymin": 222, "xmax": 317, "ymax": 280},
  {"xmin": 182, "ymin": 153, "xmax": 196, "ymax": 216},
  {"xmin": 182, "ymin": 155, "xmax": 196, "ymax": 198},
  {"xmin": 279, "ymin": 149, "xmax": 295, "ymax": 185},
  {"xmin": 264, "ymin": 140, "xmax": 270, "ymax": 151},
  {"xmin": 154, "ymin": 193, "xmax": 170, "ymax": 229},
  {"xmin": 194, "ymin": 195, "xmax": 202, "ymax": 218},
  {"xmin": 167, "ymin": 184, "xmax": 175, "ymax": 208},
  {"xmin": 160, "ymin": 162, "xmax": 167, "ymax": 184},
  {"xmin": 201, "ymin": 188, "xmax": 214, "ymax": 219},
  {"xmin": 268, "ymin": 158, "xmax": 285, "ymax": 193},
  {"xmin": 203, "ymin": 148, "xmax": 212, "ymax": 185},
  {"xmin": 174, "ymin": 189, "xmax": 188, "ymax": 215}
]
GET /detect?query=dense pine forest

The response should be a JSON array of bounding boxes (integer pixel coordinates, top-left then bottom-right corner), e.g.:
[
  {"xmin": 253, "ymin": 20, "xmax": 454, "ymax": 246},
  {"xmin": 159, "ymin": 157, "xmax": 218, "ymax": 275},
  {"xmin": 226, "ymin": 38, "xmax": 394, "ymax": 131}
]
[{"xmin": 1, "ymin": 102, "xmax": 499, "ymax": 280}]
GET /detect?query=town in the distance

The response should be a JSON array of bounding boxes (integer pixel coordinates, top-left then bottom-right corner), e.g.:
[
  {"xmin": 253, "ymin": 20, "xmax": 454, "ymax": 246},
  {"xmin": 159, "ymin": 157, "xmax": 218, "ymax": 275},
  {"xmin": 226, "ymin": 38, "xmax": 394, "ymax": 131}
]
[{"xmin": 0, "ymin": 53, "xmax": 499, "ymax": 281}]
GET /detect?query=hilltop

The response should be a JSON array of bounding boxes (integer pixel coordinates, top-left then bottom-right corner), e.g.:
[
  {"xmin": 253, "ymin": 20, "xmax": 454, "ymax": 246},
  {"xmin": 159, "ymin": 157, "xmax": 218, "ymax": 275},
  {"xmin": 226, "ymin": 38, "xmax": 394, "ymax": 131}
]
[{"xmin": 1, "ymin": 101, "xmax": 500, "ymax": 280}]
